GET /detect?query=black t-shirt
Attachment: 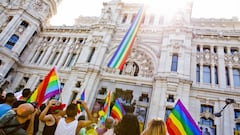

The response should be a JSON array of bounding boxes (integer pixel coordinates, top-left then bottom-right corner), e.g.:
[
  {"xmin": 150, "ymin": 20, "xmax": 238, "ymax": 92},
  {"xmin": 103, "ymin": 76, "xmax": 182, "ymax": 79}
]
[{"xmin": 12, "ymin": 100, "xmax": 26, "ymax": 108}]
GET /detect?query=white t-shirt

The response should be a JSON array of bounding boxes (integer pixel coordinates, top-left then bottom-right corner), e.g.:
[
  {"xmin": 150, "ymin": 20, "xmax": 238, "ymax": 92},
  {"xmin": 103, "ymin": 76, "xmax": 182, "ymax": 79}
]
[{"xmin": 54, "ymin": 118, "xmax": 78, "ymax": 135}]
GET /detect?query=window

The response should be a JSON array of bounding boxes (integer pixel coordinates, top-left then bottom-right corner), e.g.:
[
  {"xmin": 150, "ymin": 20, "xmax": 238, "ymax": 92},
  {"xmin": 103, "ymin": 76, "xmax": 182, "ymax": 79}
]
[
  {"xmin": 164, "ymin": 108, "xmax": 172, "ymax": 121},
  {"xmin": 50, "ymin": 52, "xmax": 59, "ymax": 65},
  {"xmin": 199, "ymin": 118, "xmax": 214, "ymax": 126},
  {"xmin": 226, "ymin": 67, "xmax": 230, "ymax": 86},
  {"xmin": 203, "ymin": 46, "xmax": 210, "ymax": 52},
  {"xmin": 149, "ymin": 15, "xmax": 154, "ymax": 24},
  {"xmin": 131, "ymin": 14, "xmax": 136, "ymax": 23},
  {"xmin": 171, "ymin": 54, "xmax": 178, "ymax": 71},
  {"xmin": 122, "ymin": 14, "xmax": 127, "ymax": 23},
  {"xmin": 141, "ymin": 16, "xmax": 145, "ymax": 24},
  {"xmin": 233, "ymin": 68, "xmax": 240, "ymax": 87},
  {"xmin": 196, "ymin": 64, "xmax": 200, "ymax": 82},
  {"xmin": 87, "ymin": 47, "xmax": 95, "ymax": 63},
  {"xmin": 167, "ymin": 95, "xmax": 174, "ymax": 102},
  {"xmin": 201, "ymin": 105, "xmax": 213, "ymax": 113},
  {"xmin": 67, "ymin": 53, "xmax": 76, "ymax": 67},
  {"xmin": 203, "ymin": 65, "xmax": 211, "ymax": 83},
  {"xmin": 235, "ymin": 123, "xmax": 240, "ymax": 130},
  {"xmin": 5, "ymin": 34, "xmax": 19, "ymax": 49},
  {"xmin": 234, "ymin": 110, "xmax": 240, "ymax": 119},
  {"xmin": 197, "ymin": 46, "xmax": 200, "ymax": 52},
  {"xmin": 214, "ymin": 66, "xmax": 218, "ymax": 84},
  {"xmin": 70, "ymin": 91, "xmax": 78, "ymax": 103},
  {"xmin": 20, "ymin": 21, "xmax": 29, "ymax": 29},
  {"xmin": 231, "ymin": 48, "xmax": 238, "ymax": 54},
  {"xmin": 159, "ymin": 16, "xmax": 164, "ymax": 24},
  {"xmin": 34, "ymin": 50, "xmax": 43, "ymax": 63}
]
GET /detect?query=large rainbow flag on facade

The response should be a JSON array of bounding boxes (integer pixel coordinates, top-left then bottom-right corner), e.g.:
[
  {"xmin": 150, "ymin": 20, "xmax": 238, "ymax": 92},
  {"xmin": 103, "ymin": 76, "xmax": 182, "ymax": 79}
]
[
  {"xmin": 28, "ymin": 67, "xmax": 61, "ymax": 107},
  {"xmin": 107, "ymin": 5, "xmax": 145, "ymax": 70},
  {"xmin": 77, "ymin": 89, "xmax": 85, "ymax": 113},
  {"xmin": 111, "ymin": 98, "xmax": 126, "ymax": 121},
  {"xmin": 166, "ymin": 99, "xmax": 202, "ymax": 135}
]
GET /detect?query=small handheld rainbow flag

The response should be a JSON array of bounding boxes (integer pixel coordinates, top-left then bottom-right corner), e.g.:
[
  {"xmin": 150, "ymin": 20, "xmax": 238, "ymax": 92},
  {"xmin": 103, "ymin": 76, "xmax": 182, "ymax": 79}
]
[
  {"xmin": 107, "ymin": 5, "xmax": 145, "ymax": 70},
  {"xmin": 166, "ymin": 99, "xmax": 202, "ymax": 135},
  {"xmin": 28, "ymin": 67, "xmax": 61, "ymax": 107},
  {"xmin": 99, "ymin": 91, "xmax": 111, "ymax": 123},
  {"xmin": 77, "ymin": 89, "xmax": 85, "ymax": 113},
  {"xmin": 111, "ymin": 98, "xmax": 126, "ymax": 121}
]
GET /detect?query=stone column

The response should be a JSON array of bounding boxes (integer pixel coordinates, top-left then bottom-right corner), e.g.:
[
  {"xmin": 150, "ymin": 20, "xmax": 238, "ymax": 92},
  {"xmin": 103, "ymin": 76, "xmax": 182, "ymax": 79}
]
[
  {"xmin": 147, "ymin": 78, "xmax": 167, "ymax": 121},
  {"xmin": 57, "ymin": 38, "xmax": 74, "ymax": 67},
  {"xmin": 39, "ymin": 38, "xmax": 58, "ymax": 65},
  {"xmin": 217, "ymin": 46, "xmax": 226, "ymax": 88},
  {"xmin": 12, "ymin": 24, "xmax": 37, "ymax": 55},
  {"xmin": 0, "ymin": 14, "xmax": 21, "ymax": 45}
]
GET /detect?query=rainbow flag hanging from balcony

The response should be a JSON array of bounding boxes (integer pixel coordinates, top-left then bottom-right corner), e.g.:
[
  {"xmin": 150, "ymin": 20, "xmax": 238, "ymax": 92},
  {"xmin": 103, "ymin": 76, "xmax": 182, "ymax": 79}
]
[
  {"xmin": 28, "ymin": 67, "xmax": 61, "ymax": 107},
  {"xmin": 166, "ymin": 99, "xmax": 202, "ymax": 135},
  {"xmin": 107, "ymin": 5, "xmax": 145, "ymax": 70}
]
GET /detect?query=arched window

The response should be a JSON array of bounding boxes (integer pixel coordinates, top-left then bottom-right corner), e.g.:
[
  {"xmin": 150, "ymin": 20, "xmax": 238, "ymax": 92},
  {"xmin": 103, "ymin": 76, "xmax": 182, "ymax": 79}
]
[{"xmin": 5, "ymin": 34, "xmax": 19, "ymax": 49}]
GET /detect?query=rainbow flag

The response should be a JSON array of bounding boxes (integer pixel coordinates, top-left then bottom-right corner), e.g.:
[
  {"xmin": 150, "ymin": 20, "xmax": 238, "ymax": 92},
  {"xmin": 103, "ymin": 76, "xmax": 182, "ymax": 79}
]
[
  {"xmin": 77, "ymin": 89, "xmax": 85, "ymax": 113},
  {"xmin": 111, "ymin": 98, "xmax": 126, "ymax": 121},
  {"xmin": 107, "ymin": 5, "xmax": 145, "ymax": 70},
  {"xmin": 28, "ymin": 67, "xmax": 61, "ymax": 107},
  {"xmin": 166, "ymin": 99, "xmax": 202, "ymax": 135},
  {"xmin": 99, "ymin": 91, "xmax": 111, "ymax": 123}
]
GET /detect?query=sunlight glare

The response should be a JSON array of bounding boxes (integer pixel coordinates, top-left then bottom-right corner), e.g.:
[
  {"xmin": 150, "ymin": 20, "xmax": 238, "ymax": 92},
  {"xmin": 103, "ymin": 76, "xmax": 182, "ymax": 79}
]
[{"xmin": 143, "ymin": 0, "xmax": 193, "ymax": 17}]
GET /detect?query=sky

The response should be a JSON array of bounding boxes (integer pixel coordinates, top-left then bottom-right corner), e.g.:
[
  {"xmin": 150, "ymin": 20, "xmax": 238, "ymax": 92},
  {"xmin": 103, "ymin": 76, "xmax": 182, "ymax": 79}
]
[{"xmin": 50, "ymin": 0, "xmax": 240, "ymax": 26}]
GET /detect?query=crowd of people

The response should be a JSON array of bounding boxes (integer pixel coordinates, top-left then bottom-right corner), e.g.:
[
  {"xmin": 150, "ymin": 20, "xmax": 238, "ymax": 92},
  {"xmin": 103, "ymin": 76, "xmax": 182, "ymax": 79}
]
[{"xmin": 0, "ymin": 87, "xmax": 167, "ymax": 135}]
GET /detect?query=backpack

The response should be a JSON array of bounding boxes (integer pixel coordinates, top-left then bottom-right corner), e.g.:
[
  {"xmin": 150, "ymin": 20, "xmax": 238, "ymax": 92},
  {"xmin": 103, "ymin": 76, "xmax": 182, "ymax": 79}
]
[{"xmin": 0, "ymin": 110, "xmax": 24, "ymax": 135}]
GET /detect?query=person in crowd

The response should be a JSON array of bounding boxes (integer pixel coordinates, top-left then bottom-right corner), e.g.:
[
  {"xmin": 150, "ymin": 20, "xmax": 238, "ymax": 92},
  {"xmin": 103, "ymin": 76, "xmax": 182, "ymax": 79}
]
[
  {"xmin": 54, "ymin": 101, "xmax": 94, "ymax": 135},
  {"xmin": 0, "ymin": 92, "xmax": 16, "ymax": 118},
  {"xmin": 13, "ymin": 88, "xmax": 31, "ymax": 108},
  {"xmin": 96, "ymin": 116, "xmax": 116, "ymax": 135},
  {"xmin": 0, "ymin": 103, "xmax": 35, "ymax": 135},
  {"xmin": 141, "ymin": 118, "xmax": 166, "ymax": 135},
  {"xmin": 115, "ymin": 113, "xmax": 140, "ymax": 135},
  {"xmin": 39, "ymin": 99, "xmax": 66, "ymax": 135},
  {"xmin": 0, "ymin": 88, "xmax": 5, "ymax": 104}
]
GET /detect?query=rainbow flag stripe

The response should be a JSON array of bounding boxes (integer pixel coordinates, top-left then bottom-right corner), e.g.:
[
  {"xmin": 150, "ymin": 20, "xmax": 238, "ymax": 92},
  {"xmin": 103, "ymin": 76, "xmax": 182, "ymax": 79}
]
[
  {"xmin": 107, "ymin": 6, "xmax": 145, "ymax": 70},
  {"xmin": 28, "ymin": 67, "xmax": 61, "ymax": 107},
  {"xmin": 111, "ymin": 98, "xmax": 126, "ymax": 121},
  {"xmin": 166, "ymin": 99, "xmax": 201, "ymax": 135}
]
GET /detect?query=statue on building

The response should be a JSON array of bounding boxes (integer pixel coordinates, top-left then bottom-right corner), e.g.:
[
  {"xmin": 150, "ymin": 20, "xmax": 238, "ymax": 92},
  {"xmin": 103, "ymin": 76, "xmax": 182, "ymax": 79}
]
[{"xmin": 100, "ymin": 7, "xmax": 112, "ymax": 23}]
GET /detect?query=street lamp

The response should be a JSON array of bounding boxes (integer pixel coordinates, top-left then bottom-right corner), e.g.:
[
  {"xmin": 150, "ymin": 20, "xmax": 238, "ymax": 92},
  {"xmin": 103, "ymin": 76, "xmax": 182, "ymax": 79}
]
[{"xmin": 214, "ymin": 98, "xmax": 235, "ymax": 117}]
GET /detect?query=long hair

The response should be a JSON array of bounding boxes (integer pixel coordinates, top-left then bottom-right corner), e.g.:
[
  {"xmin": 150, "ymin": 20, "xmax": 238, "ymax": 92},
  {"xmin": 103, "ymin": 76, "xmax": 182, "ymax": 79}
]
[
  {"xmin": 141, "ymin": 118, "xmax": 166, "ymax": 135},
  {"xmin": 116, "ymin": 113, "xmax": 140, "ymax": 135}
]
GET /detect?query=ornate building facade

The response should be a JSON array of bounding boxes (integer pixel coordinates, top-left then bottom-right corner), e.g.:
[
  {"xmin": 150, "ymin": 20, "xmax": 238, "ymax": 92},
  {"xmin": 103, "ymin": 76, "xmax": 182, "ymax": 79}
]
[{"xmin": 0, "ymin": 0, "xmax": 240, "ymax": 134}]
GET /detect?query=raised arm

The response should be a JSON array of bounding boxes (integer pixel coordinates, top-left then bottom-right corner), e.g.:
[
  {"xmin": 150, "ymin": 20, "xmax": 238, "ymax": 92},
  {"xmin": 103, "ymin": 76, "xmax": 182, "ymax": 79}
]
[{"xmin": 39, "ymin": 99, "xmax": 55, "ymax": 122}]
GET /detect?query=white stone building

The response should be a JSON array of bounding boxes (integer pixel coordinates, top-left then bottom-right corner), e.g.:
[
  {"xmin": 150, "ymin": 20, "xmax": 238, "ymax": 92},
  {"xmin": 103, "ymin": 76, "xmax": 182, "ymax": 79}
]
[{"xmin": 0, "ymin": 0, "xmax": 240, "ymax": 134}]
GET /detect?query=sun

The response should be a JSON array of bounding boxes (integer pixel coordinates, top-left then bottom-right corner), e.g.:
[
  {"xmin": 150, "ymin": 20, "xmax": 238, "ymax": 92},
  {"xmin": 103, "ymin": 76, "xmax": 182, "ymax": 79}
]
[{"xmin": 141, "ymin": 0, "xmax": 194, "ymax": 18}]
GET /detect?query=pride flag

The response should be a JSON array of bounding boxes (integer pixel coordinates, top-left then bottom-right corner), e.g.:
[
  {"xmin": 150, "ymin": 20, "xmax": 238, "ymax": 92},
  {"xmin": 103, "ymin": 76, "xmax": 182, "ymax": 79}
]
[
  {"xmin": 28, "ymin": 67, "xmax": 61, "ymax": 107},
  {"xmin": 107, "ymin": 5, "xmax": 145, "ymax": 70},
  {"xmin": 111, "ymin": 98, "xmax": 126, "ymax": 121},
  {"xmin": 99, "ymin": 91, "xmax": 111, "ymax": 123},
  {"xmin": 77, "ymin": 89, "xmax": 85, "ymax": 113},
  {"xmin": 166, "ymin": 99, "xmax": 202, "ymax": 135}
]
